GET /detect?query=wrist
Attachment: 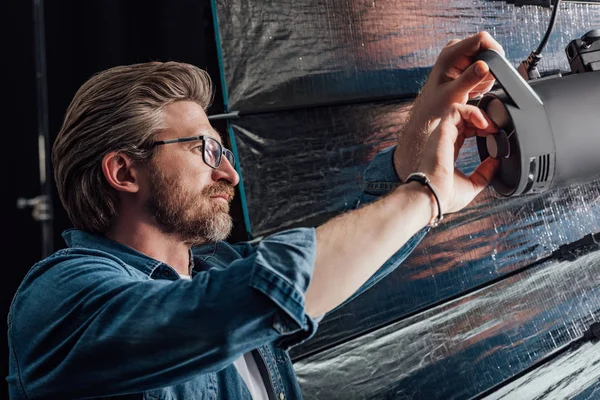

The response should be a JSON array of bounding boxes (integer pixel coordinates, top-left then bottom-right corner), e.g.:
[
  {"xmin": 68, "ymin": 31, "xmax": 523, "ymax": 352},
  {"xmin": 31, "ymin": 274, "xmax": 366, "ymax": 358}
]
[
  {"xmin": 404, "ymin": 174, "xmax": 444, "ymax": 228},
  {"xmin": 399, "ymin": 181, "xmax": 440, "ymax": 229},
  {"xmin": 395, "ymin": 117, "xmax": 443, "ymax": 183}
]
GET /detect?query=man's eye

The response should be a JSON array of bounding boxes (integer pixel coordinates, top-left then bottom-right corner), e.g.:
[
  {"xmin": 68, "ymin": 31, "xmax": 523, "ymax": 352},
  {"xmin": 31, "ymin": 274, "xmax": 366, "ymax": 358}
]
[{"xmin": 194, "ymin": 145, "xmax": 204, "ymax": 153}]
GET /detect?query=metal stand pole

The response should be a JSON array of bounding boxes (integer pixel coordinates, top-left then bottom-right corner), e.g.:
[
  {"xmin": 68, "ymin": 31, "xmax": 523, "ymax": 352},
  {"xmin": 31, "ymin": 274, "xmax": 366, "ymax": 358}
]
[{"xmin": 18, "ymin": 0, "xmax": 54, "ymax": 258}]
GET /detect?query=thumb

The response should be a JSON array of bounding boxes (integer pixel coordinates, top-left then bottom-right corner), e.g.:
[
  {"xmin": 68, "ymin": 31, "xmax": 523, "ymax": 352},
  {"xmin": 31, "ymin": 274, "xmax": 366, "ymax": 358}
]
[
  {"xmin": 447, "ymin": 60, "xmax": 490, "ymax": 101},
  {"xmin": 447, "ymin": 156, "xmax": 499, "ymax": 214},
  {"xmin": 468, "ymin": 156, "xmax": 500, "ymax": 194}
]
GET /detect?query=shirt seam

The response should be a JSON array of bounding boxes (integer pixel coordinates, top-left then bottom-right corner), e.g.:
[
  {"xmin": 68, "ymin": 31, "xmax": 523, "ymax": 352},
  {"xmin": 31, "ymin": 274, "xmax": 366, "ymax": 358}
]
[
  {"xmin": 8, "ymin": 324, "xmax": 31, "ymax": 400},
  {"xmin": 250, "ymin": 265, "xmax": 306, "ymax": 329},
  {"xmin": 257, "ymin": 347, "xmax": 279, "ymax": 399},
  {"xmin": 197, "ymin": 242, "xmax": 219, "ymax": 262},
  {"xmin": 263, "ymin": 345, "xmax": 285, "ymax": 394}
]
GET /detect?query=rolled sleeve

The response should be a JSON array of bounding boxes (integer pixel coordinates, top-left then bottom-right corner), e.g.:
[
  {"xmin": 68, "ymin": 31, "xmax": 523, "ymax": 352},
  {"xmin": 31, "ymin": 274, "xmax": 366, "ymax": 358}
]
[
  {"xmin": 362, "ymin": 145, "xmax": 402, "ymax": 197},
  {"xmin": 249, "ymin": 228, "xmax": 319, "ymax": 349}
]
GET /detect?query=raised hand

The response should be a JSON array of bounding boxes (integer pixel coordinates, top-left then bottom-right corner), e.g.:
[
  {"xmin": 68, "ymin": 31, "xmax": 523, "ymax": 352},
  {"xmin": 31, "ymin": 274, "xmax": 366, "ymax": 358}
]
[
  {"xmin": 417, "ymin": 104, "xmax": 500, "ymax": 216},
  {"xmin": 394, "ymin": 32, "xmax": 504, "ymax": 182}
]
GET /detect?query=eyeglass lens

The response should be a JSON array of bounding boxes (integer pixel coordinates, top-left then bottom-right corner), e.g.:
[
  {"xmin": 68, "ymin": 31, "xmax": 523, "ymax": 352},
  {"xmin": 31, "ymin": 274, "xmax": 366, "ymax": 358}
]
[
  {"xmin": 204, "ymin": 137, "xmax": 221, "ymax": 168},
  {"xmin": 204, "ymin": 137, "xmax": 236, "ymax": 169},
  {"xmin": 223, "ymin": 149, "xmax": 235, "ymax": 167}
]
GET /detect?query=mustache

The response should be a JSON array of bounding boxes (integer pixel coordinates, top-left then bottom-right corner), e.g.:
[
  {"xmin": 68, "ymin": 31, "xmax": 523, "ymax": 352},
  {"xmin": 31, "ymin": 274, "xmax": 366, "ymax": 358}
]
[{"xmin": 202, "ymin": 181, "xmax": 235, "ymax": 201}]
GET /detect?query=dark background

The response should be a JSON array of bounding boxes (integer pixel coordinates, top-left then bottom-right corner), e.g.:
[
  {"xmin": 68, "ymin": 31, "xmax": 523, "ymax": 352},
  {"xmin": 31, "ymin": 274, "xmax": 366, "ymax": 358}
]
[{"xmin": 4, "ymin": 1, "xmax": 240, "ymax": 396}]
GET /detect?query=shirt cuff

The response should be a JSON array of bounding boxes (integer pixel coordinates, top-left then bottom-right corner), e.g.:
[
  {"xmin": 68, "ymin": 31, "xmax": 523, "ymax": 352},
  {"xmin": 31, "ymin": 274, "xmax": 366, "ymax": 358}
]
[
  {"xmin": 362, "ymin": 145, "xmax": 402, "ymax": 197},
  {"xmin": 249, "ymin": 228, "xmax": 319, "ymax": 350}
]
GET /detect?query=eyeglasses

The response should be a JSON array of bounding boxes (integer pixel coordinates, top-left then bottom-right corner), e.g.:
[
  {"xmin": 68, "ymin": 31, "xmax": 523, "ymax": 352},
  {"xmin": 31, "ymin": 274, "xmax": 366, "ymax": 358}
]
[{"xmin": 153, "ymin": 135, "xmax": 236, "ymax": 169}]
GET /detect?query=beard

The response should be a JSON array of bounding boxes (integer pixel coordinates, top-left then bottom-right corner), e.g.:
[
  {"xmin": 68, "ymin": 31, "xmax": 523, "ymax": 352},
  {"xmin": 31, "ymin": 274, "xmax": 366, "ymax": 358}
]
[{"xmin": 145, "ymin": 165, "xmax": 235, "ymax": 245}]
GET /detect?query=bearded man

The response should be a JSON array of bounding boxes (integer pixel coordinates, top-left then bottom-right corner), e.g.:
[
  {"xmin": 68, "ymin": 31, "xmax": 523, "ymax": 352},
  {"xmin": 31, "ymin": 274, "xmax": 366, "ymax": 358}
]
[{"xmin": 8, "ymin": 32, "xmax": 503, "ymax": 399}]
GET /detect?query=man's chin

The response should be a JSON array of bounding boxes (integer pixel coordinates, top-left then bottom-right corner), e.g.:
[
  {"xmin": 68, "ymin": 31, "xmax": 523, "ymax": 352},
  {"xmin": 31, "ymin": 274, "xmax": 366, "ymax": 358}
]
[
  {"xmin": 188, "ymin": 231, "xmax": 231, "ymax": 246},
  {"xmin": 197, "ymin": 215, "xmax": 233, "ymax": 243},
  {"xmin": 214, "ymin": 202, "xmax": 230, "ymax": 213}
]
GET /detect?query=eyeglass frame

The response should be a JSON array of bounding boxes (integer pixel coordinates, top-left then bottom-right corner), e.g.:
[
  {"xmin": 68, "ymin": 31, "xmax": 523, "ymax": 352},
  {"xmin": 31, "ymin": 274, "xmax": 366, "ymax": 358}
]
[{"xmin": 152, "ymin": 135, "xmax": 236, "ymax": 170}]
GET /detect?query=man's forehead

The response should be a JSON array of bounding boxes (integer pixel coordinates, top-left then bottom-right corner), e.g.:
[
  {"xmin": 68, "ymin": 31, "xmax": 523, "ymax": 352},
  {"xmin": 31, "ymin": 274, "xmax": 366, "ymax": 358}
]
[
  {"xmin": 159, "ymin": 100, "xmax": 222, "ymax": 143},
  {"xmin": 156, "ymin": 124, "xmax": 223, "ymax": 144},
  {"xmin": 193, "ymin": 126, "xmax": 223, "ymax": 143}
]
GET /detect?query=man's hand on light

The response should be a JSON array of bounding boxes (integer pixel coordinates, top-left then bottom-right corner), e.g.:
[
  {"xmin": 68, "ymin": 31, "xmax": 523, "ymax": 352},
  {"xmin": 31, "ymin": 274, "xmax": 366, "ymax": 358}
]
[
  {"xmin": 394, "ymin": 31, "xmax": 504, "ymax": 182},
  {"xmin": 417, "ymin": 103, "xmax": 500, "ymax": 216}
]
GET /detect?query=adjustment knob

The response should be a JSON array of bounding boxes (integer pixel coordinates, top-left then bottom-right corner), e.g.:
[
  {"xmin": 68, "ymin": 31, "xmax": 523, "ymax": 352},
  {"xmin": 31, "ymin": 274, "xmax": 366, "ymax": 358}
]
[{"xmin": 486, "ymin": 130, "xmax": 511, "ymax": 159}]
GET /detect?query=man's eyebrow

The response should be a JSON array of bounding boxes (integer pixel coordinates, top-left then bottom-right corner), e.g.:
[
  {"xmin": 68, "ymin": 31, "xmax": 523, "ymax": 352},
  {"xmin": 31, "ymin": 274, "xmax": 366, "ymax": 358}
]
[
  {"xmin": 201, "ymin": 128, "xmax": 224, "ymax": 143},
  {"xmin": 188, "ymin": 127, "xmax": 222, "ymax": 142}
]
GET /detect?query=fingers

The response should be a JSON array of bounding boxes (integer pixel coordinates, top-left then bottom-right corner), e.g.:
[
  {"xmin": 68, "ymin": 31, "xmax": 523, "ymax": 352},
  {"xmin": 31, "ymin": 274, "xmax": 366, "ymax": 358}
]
[
  {"xmin": 447, "ymin": 157, "xmax": 499, "ymax": 213},
  {"xmin": 436, "ymin": 32, "xmax": 504, "ymax": 76},
  {"xmin": 445, "ymin": 31, "xmax": 505, "ymax": 59},
  {"xmin": 468, "ymin": 157, "xmax": 500, "ymax": 193},
  {"xmin": 433, "ymin": 104, "xmax": 497, "ymax": 163},
  {"xmin": 454, "ymin": 135, "xmax": 465, "ymax": 161},
  {"xmin": 447, "ymin": 60, "xmax": 493, "ymax": 101},
  {"xmin": 453, "ymin": 104, "xmax": 498, "ymax": 136},
  {"xmin": 468, "ymin": 76, "xmax": 497, "ymax": 97},
  {"xmin": 446, "ymin": 59, "xmax": 498, "ymax": 102},
  {"xmin": 436, "ymin": 32, "xmax": 504, "ymax": 100},
  {"xmin": 445, "ymin": 38, "xmax": 461, "ymax": 48}
]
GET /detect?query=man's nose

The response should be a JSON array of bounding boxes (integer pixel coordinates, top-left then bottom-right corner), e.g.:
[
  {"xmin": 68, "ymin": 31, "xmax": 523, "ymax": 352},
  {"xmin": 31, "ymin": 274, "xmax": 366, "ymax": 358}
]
[{"xmin": 212, "ymin": 157, "xmax": 240, "ymax": 186}]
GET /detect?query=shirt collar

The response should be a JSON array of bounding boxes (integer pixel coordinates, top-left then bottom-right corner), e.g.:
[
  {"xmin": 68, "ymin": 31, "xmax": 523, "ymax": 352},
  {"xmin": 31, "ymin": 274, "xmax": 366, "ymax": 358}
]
[{"xmin": 62, "ymin": 229, "xmax": 170, "ymax": 277}]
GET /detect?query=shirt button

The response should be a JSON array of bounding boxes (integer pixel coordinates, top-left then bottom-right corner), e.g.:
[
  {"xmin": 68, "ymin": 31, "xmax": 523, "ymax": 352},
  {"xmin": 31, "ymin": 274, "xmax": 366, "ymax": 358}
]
[{"xmin": 279, "ymin": 393, "xmax": 285, "ymax": 400}]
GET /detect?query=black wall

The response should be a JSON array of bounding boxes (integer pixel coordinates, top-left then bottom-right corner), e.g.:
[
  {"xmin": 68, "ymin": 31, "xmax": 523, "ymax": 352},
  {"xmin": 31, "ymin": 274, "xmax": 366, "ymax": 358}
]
[{"xmin": 5, "ymin": 1, "xmax": 43, "ymax": 397}]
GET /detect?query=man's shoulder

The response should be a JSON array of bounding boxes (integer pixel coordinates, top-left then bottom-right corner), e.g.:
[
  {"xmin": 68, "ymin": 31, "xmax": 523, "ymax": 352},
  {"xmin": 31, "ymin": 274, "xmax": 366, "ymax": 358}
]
[
  {"xmin": 34, "ymin": 245, "xmax": 136, "ymax": 275},
  {"xmin": 15, "ymin": 246, "xmax": 140, "ymax": 300},
  {"xmin": 8, "ymin": 247, "xmax": 138, "ymax": 335}
]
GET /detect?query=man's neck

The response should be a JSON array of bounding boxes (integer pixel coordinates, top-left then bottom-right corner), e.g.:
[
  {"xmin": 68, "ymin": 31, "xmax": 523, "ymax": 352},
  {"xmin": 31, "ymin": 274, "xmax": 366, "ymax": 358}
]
[{"xmin": 105, "ymin": 218, "xmax": 193, "ymax": 276}]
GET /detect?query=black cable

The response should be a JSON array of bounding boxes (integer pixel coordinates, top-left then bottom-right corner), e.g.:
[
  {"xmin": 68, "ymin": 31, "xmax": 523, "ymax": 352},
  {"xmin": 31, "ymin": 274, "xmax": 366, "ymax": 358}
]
[
  {"xmin": 535, "ymin": 0, "xmax": 563, "ymax": 55},
  {"xmin": 517, "ymin": 0, "xmax": 563, "ymax": 79}
]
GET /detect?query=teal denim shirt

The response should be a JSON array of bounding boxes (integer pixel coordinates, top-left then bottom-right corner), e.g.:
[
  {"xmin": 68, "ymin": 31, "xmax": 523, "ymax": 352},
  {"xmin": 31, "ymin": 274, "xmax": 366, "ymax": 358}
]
[{"xmin": 7, "ymin": 146, "xmax": 428, "ymax": 399}]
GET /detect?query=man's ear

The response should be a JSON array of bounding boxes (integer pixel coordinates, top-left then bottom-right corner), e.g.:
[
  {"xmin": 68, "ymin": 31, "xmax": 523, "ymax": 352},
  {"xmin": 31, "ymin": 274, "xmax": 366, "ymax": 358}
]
[{"xmin": 102, "ymin": 152, "xmax": 142, "ymax": 193}]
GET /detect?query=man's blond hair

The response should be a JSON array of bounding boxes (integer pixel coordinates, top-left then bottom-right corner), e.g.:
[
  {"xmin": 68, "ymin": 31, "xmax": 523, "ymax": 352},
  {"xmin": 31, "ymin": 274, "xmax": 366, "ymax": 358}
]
[{"xmin": 52, "ymin": 61, "xmax": 214, "ymax": 233}]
